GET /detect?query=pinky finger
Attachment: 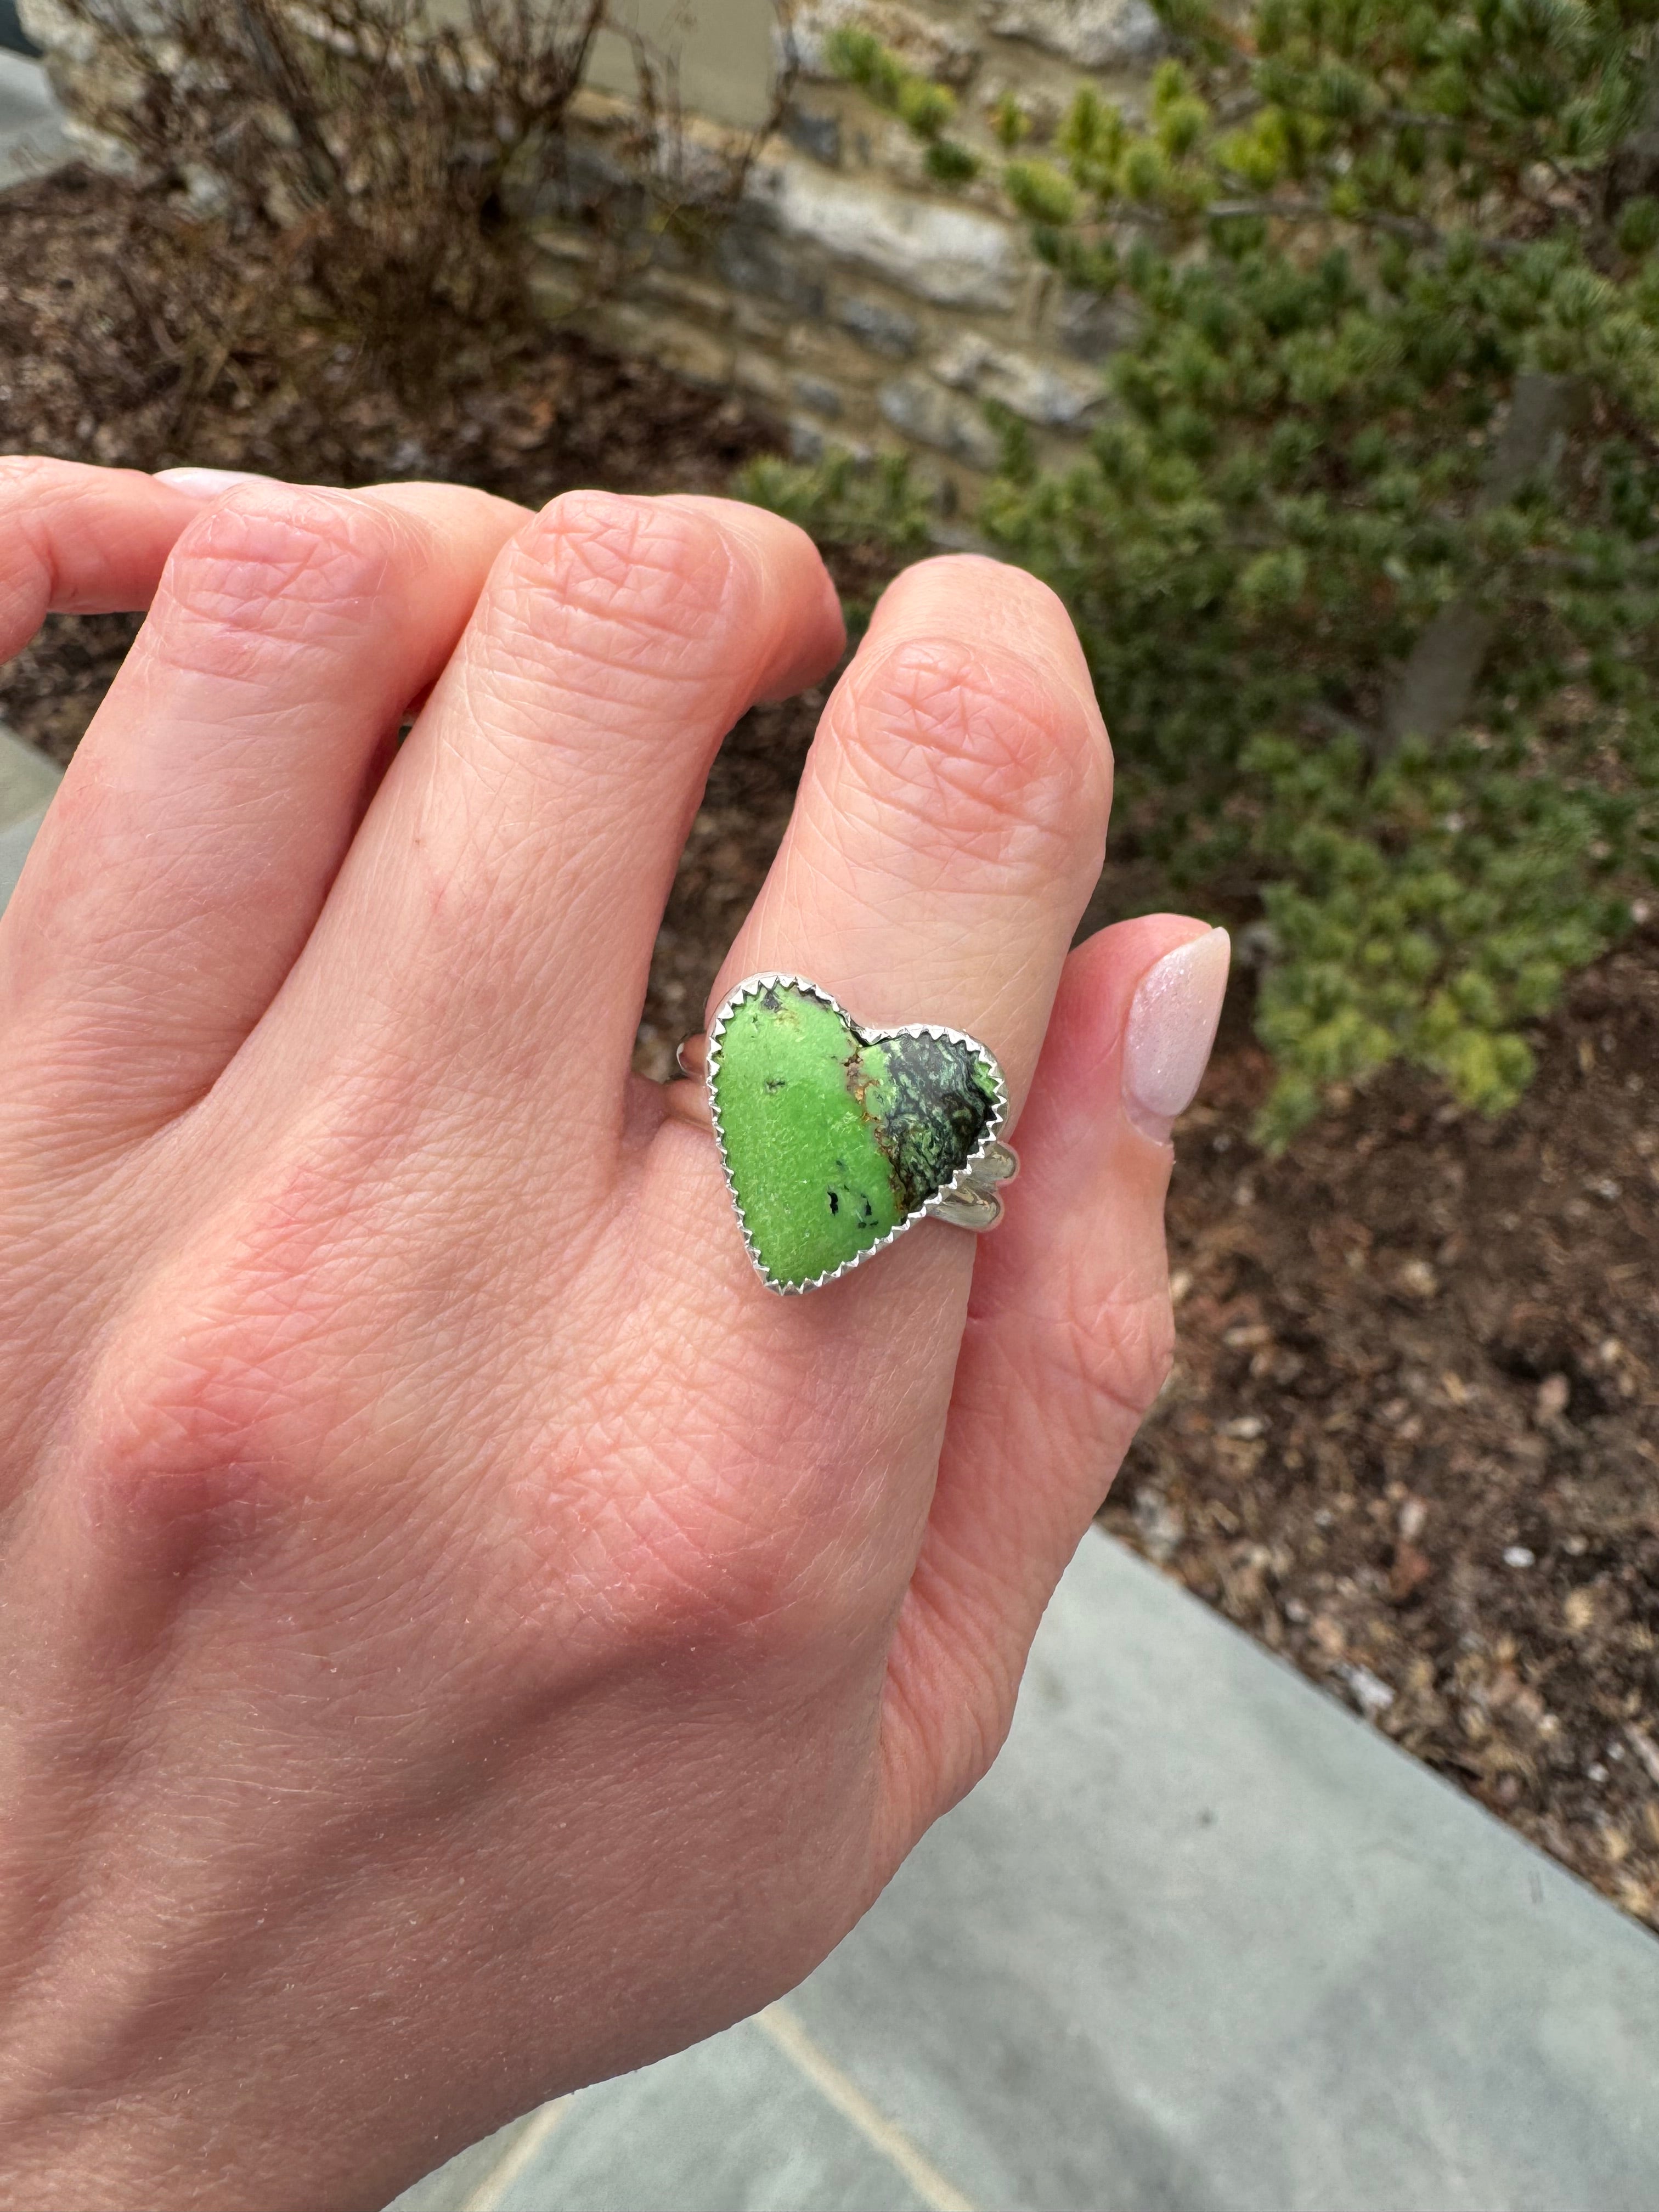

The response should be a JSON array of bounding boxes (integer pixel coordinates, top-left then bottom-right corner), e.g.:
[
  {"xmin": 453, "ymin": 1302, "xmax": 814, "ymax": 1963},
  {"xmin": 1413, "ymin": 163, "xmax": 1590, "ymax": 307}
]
[{"xmin": 877, "ymin": 914, "xmax": 1231, "ymax": 1852}]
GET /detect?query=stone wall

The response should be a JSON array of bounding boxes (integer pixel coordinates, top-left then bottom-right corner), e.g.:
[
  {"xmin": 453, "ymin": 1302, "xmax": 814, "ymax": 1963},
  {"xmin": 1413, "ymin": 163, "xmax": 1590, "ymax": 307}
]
[{"xmin": 21, "ymin": 0, "xmax": 1162, "ymax": 500}]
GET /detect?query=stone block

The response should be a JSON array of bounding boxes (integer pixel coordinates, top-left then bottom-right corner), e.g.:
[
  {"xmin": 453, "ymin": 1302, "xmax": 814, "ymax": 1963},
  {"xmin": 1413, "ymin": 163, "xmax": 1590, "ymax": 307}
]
[
  {"xmin": 782, "ymin": 104, "xmax": 842, "ymax": 167},
  {"xmin": 792, "ymin": 374, "xmax": 844, "ymax": 419},
  {"xmin": 636, "ymin": 267, "xmax": 733, "ymax": 325},
  {"xmin": 732, "ymin": 347, "xmax": 789, "ymax": 404},
  {"xmin": 1056, "ymin": 282, "xmax": 1139, "ymax": 360},
  {"xmin": 716, "ymin": 217, "xmax": 830, "ymax": 320},
  {"xmin": 589, "ymin": 302, "xmax": 732, "ymax": 388},
  {"xmin": 787, "ymin": 0, "xmax": 981, "ymax": 88},
  {"xmin": 877, "ymin": 373, "xmax": 1002, "ymax": 467},
  {"xmin": 757, "ymin": 159, "xmax": 1020, "ymax": 311},
  {"xmin": 833, "ymin": 291, "xmax": 921, "ymax": 358},
  {"xmin": 788, "ymin": 414, "xmax": 829, "ymax": 461},
  {"xmin": 984, "ymin": 0, "xmax": 1166, "ymax": 69},
  {"xmin": 932, "ymin": 330, "xmax": 1100, "ymax": 425},
  {"xmin": 731, "ymin": 291, "xmax": 790, "ymax": 344}
]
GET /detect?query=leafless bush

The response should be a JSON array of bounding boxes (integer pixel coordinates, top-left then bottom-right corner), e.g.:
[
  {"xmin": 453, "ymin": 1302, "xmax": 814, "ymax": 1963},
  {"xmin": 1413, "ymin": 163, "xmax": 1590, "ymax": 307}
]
[{"xmin": 50, "ymin": 0, "xmax": 775, "ymax": 404}]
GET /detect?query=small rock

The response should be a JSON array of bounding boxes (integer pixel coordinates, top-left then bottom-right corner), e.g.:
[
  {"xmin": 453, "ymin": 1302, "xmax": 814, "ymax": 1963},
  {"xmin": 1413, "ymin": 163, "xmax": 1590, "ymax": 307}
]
[
  {"xmin": 1389, "ymin": 1542, "xmax": 1433, "ymax": 1603},
  {"xmin": 1566, "ymin": 1593, "xmax": 1601, "ymax": 1645},
  {"xmin": 788, "ymin": 415, "xmax": 828, "ymax": 462},
  {"xmin": 791, "ymin": 374, "xmax": 843, "ymax": 419},
  {"xmin": 1336, "ymin": 1662, "xmax": 1396, "ymax": 1719},
  {"xmin": 1055, "ymin": 285, "xmax": 1139, "ymax": 362},
  {"xmin": 1503, "ymin": 1544, "xmax": 1536, "ymax": 1569},
  {"xmin": 1132, "ymin": 1488, "xmax": 1185, "ymax": 1565},
  {"xmin": 1394, "ymin": 1257, "xmax": 1438, "ymax": 1301},
  {"xmin": 1627, "ymin": 1726, "xmax": 1659, "ymax": 1788},
  {"xmin": 930, "ymin": 332, "xmax": 1101, "ymax": 426},
  {"xmin": 1535, "ymin": 1372, "xmax": 1571, "ymax": 1424},
  {"xmin": 1310, "ymin": 1613, "xmax": 1345, "ymax": 1658}
]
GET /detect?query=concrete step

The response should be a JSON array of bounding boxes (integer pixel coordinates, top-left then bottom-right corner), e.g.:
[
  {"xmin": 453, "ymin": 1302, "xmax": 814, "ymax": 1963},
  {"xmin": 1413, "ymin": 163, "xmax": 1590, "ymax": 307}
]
[
  {"xmin": 395, "ymin": 1530, "xmax": 1659, "ymax": 2212},
  {"xmin": 0, "ymin": 47, "xmax": 66, "ymax": 189},
  {"xmin": 0, "ymin": 724, "xmax": 60, "ymax": 907}
]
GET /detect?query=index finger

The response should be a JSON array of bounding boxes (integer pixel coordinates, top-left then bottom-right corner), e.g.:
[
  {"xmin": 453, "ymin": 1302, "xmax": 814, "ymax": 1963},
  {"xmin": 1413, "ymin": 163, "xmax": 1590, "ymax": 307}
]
[{"xmin": 0, "ymin": 459, "xmax": 211, "ymax": 661}]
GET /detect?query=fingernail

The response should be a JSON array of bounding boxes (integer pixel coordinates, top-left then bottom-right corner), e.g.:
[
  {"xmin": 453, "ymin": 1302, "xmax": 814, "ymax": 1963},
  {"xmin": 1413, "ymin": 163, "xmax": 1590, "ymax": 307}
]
[
  {"xmin": 1122, "ymin": 927, "xmax": 1231, "ymax": 1143},
  {"xmin": 153, "ymin": 467, "xmax": 270, "ymax": 498}
]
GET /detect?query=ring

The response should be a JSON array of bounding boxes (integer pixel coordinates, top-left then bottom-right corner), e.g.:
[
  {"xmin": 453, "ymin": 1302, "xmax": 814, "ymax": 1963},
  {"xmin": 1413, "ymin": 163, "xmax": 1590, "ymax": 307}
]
[{"xmin": 667, "ymin": 973, "xmax": 1018, "ymax": 1295}]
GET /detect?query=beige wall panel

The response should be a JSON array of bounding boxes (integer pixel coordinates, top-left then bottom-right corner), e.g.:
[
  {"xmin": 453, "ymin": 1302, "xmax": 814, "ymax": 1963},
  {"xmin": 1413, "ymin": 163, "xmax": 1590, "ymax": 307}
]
[{"xmin": 425, "ymin": 0, "xmax": 776, "ymax": 127}]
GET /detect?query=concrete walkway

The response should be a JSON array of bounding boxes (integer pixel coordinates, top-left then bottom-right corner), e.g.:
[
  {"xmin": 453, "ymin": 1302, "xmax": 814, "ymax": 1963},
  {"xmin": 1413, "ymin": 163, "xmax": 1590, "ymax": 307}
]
[
  {"xmin": 0, "ymin": 47, "xmax": 66, "ymax": 189},
  {"xmin": 0, "ymin": 724, "xmax": 61, "ymax": 907},
  {"xmin": 391, "ymin": 1528, "xmax": 1658, "ymax": 2212},
  {"xmin": 3, "ymin": 751, "xmax": 1656, "ymax": 2210}
]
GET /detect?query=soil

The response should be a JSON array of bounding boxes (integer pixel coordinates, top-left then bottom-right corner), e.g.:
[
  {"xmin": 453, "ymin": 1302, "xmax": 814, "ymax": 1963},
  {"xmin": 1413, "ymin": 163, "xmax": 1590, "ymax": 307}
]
[{"xmin": 4, "ymin": 166, "xmax": 1656, "ymax": 1932}]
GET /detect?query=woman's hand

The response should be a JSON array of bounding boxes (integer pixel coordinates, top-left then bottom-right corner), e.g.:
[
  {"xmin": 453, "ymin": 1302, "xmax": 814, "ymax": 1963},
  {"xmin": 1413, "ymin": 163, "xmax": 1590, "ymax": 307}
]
[{"xmin": 0, "ymin": 458, "xmax": 1225, "ymax": 2211}]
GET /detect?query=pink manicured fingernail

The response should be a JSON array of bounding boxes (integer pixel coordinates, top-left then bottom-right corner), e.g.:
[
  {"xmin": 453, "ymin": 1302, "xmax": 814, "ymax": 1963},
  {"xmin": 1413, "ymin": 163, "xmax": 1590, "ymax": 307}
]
[
  {"xmin": 1122, "ymin": 927, "xmax": 1231, "ymax": 1143},
  {"xmin": 153, "ymin": 467, "xmax": 270, "ymax": 498}
]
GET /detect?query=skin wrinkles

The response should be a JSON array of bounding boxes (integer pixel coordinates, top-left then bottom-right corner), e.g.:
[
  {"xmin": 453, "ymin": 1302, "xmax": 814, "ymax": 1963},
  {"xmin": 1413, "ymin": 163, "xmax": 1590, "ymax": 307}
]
[
  {"xmin": 816, "ymin": 643, "xmax": 1107, "ymax": 873},
  {"xmin": 467, "ymin": 493, "xmax": 744, "ymax": 704},
  {"xmin": 136, "ymin": 495, "xmax": 411, "ymax": 692},
  {"xmin": 841, "ymin": 630, "xmax": 1108, "ymax": 802},
  {"xmin": 861, "ymin": 560, "xmax": 1107, "ymax": 747}
]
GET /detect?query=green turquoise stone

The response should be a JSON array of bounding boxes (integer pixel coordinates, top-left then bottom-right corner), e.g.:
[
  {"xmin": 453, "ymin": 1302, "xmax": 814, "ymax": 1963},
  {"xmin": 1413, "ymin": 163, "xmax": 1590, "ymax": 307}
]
[{"xmin": 710, "ymin": 979, "xmax": 1002, "ymax": 1291}]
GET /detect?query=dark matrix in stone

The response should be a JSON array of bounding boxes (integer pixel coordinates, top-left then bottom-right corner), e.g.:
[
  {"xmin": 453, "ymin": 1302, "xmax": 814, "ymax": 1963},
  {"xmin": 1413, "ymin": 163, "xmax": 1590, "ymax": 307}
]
[{"xmin": 854, "ymin": 1031, "xmax": 1000, "ymax": 1216}]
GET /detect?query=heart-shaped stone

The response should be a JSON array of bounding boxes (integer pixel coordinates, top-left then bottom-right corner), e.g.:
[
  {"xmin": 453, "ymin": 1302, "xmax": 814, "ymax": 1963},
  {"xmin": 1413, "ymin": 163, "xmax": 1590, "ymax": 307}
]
[{"xmin": 708, "ymin": 975, "xmax": 1006, "ymax": 1292}]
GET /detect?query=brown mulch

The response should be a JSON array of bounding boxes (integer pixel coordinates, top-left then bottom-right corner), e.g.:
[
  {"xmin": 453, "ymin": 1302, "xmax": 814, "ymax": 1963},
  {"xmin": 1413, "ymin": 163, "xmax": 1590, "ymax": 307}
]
[
  {"xmin": 4, "ymin": 165, "xmax": 1656, "ymax": 1932},
  {"xmin": 0, "ymin": 164, "xmax": 778, "ymax": 766},
  {"xmin": 1108, "ymin": 944, "xmax": 1659, "ymax": 1929}
]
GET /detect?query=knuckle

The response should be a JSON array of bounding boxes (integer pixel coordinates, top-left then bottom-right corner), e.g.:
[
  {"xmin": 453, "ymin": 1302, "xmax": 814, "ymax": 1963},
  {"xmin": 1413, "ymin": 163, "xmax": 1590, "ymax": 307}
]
[
  {"xmin": 836, "ymin": 635, "xmax": 1106, "ymax": 859},
  {"xmin": 597, "ymin": 1464, "xmax": 851, "ymax": 1662},
  {"xmin": 0, "ymin": 454, "xmax": 69, "ymax": 505},
  {"xmin": 549, "ymin": 1359, "xmax": 878, "ymax": 1667},
  {"xmin": 151, "ymin": 487, "xmax": 409, "ymax": 682},
  {"xmin": 0, "ymin": 462, "xmax": 77, "ymax": 626},
  {"xmin": 479, "ymin": 489, "xmax": 742, "ymax": 698},
  {"xmin": 1058, "ymin": 1272, "xmax": 1177, "ymax": 1426},
  {"xmin": 941, "ymin": 1664, "xmax": 1020, "ymax": 1805},
  {"xmin": 72, "ymin": 1161, "xmax": 366, "ymax": 1549},
  {"xmin": 78, "ymin": 1307, "xmax": 302, "ymax": 1556}
]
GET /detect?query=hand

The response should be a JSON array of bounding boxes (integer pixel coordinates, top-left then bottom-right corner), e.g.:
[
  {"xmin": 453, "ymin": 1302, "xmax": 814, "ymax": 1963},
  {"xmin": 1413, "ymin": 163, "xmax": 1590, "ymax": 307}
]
[{"xmin": 0, "ymin": 458, "xmax": 1226, "ymax": 2210}]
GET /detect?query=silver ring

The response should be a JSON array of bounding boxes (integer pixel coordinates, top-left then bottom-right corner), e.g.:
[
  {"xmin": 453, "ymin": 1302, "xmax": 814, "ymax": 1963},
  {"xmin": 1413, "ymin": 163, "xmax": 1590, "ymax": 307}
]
[{"xmin": 667, "ymin": 973, "xmax": 1018, "ymax": 1295}]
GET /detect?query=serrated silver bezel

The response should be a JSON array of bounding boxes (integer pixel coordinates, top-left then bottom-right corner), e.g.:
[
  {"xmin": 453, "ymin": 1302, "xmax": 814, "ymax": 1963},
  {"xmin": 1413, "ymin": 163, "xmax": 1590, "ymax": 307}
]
[{"xmin": 704, "ymin": 972, "xmax": 1011, "ymax": 1295}]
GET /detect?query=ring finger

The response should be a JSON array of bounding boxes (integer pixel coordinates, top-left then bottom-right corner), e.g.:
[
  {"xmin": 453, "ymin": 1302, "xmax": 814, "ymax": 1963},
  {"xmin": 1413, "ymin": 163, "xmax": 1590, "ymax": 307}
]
[
  {"xmin": 713, "ymin": 554, "xmax": 1110, "ymax": 1111},
  {"xmin": 637, "ymin": 550, "xmax": 1113, "ymax": 1588}
]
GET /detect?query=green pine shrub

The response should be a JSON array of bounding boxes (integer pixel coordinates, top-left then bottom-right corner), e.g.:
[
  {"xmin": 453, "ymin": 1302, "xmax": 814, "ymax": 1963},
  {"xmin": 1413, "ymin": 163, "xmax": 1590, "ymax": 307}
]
[{"xmin": 759, "ymin": 1, "xmax": 1659, "ymax": 1144}]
